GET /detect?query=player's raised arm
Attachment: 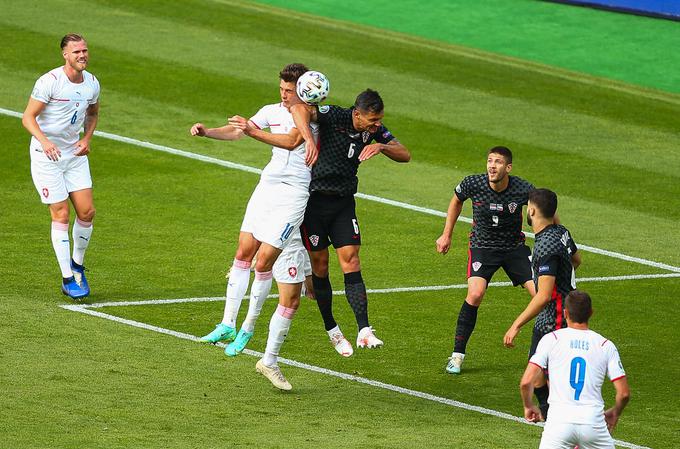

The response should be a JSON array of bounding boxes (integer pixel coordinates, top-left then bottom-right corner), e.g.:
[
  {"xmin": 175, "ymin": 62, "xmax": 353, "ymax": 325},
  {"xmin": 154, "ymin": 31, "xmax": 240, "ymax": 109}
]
[
  {"xmin": 22, "ymin": 98, "xmax": 61, "ymax": 161},
  {"xmin": 190, "ymin": 122, "xmax": 244, "ymax": 140},
  {"xmin": 436, "ymin": 193, "xmax": 464, "ymax": 255},
  {"xmin": 228, "ymin": 115, "xmax": 304, "ymax": 151},
  {"xmin": 291, "ymin": 103, "xmax": 318, "ymax": 166},
  {"xmin": 503, "ymin": 275, "xmax": 555, "ymax": 347}
]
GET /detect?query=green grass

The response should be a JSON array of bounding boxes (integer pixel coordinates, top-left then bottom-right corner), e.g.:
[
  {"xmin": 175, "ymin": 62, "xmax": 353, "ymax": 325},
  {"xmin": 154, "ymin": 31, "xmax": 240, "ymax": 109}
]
[{"xmin": 1, "ymin": 1, "xmax": 679, "ymax": 448}]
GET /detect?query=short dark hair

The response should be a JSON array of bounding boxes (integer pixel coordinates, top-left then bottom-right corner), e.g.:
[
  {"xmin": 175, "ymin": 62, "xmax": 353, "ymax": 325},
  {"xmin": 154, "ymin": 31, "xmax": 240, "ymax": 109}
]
[
  {"xmin": 565, "ymin": 290, "xmax": 592, "ymax": 324},
  {"xmin": 61, "ymin": 33, "xmax": 85, "ymax": 50},
  {"xmin": 354, "ymin": 89, "xmax": 384, "ymax": 114},
  {"xmin": 528, "ymin": 188, "xmax": 558, "ymax": 219},
  {"xmin": 279, "ymin": 63, "xmax": 308, "ymax": 83},
  {"xmin": 487, "ymin": 146, "xmax": 512, "ymax": 164}
]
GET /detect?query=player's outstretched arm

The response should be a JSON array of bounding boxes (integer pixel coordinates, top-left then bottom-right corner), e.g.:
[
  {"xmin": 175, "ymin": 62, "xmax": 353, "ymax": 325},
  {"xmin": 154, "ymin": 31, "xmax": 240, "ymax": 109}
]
[
  {"xmin": 74, "ymin": 102, "xmax": 99, "ymax": 156},
  {"xmin": 22, "ymin": 98, "xmax": 61, "ymax": 161},
  {"xmin": 291, "ymin": 103, "xmax": 318, "ymax": 166},
  {"xmin": 504, "ymin": 276, "xmax": 555, "ymax": 348},
  {"xmin": 519, "ymin": 363, "xmax": 544, "ymax": 422},
  {"xmin": 190, "ymin": 122, "xmax": 244, "ymax": 141},
  {"xmin": 436, "ymin": 194, "xmax": 463, "ymax": 255},
  {"xmin": 605, "ymin": 377, "xmax": 630, "ymax": 432}
]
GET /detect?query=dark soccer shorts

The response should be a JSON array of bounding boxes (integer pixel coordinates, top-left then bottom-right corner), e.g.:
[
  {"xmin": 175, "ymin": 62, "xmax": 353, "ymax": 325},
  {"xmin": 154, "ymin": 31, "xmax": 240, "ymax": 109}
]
[
  {"xmin": 301, "ymin": 192, "xmax": 361, "ymax": 251},
  {"xmin": 467, "ymin": 245, "xmax": 533, "ymax": 286}
]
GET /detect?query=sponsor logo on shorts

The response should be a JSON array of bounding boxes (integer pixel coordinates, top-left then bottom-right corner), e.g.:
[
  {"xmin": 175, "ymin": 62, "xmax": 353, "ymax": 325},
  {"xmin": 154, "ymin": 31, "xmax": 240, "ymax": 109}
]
[
  {"xmin": 472, "ymin": 262, "xmax": 482, "ymax": 272},
  {"xmin": 288, "ymin": 267, "xmax": 297, "ymax": 278},
  {"xmin": 309, "ymin": 235, "xmax": 319, "ymax": 247},
  {"xmin": 42, "ymin": 188, "xmax": 49, "ymax": 198},
  {"xmin": 508, "ymin": 202, "xmax": 518, "ymax": 214}
]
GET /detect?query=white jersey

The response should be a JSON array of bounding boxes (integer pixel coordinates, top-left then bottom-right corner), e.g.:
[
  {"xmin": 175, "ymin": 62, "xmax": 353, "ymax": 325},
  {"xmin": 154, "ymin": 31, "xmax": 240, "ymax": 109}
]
[
  {"xmin": 530, "ymin": 327, "xmax": 626, "ymax": 425},
  {"xmin": 250, "ymin": 103, "xmax": 318, "ymax": 189},
  {"xmin": 30, "ymin": 66, "xmax": 100, "ymax": 154}
]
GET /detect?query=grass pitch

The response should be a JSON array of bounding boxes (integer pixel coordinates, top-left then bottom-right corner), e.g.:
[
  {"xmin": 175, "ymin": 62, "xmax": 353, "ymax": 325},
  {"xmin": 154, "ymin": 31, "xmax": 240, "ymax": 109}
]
[{"xmin": 1, "ymin": 1, "xmax": 679, "ymax": 448}]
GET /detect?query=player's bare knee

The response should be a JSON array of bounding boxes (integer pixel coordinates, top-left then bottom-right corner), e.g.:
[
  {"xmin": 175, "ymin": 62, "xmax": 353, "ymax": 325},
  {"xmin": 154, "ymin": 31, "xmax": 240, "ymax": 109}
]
[
  {"xmin": 78, "ymin": 206, "xmax": 95, "ymax": 222},
  {"xmin": 49, "ymin": 204, "xmax": 70, "ymax": 223},
  {"xmin": 466, "ymin": 290, "xmax": 485, "ymax": 306},
  {"xmin": 255, "ymin": 258, "xmax": 275, "ymax": 273}
]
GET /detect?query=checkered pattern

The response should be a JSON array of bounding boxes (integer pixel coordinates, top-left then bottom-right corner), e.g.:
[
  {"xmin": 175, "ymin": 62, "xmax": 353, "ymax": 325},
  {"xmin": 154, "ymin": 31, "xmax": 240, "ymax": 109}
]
[
  {"xmin": 310, "ymin": 105, "xmax": 395, "ymax": 196},
  {"xmin": 455, "ymin": 174, "xmax": 534, "ymax": 249},
  {"xmin": 532, "ymin": 224, "xmax": 578, "ymax": 334}
]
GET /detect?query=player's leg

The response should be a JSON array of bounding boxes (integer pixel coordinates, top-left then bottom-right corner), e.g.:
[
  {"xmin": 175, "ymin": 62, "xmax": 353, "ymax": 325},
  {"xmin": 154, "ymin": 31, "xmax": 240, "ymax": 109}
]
[
  {"xmin": 32, "ymin": 155, "xmax": 86, "ymax": 299},
  {"xmin": 225, "ymin": 242, "xmax": 281, "ymax": 356},
  {"xmin": 447, "ymin": 248, "xmax": 496, "ymax": 374},
  {"xmin": 69, "ymin": 187, "xmax": 95, "ymax": 294},
  {"xmin": 503, "ymin": 244, "xmax": 535, "ymax": 297},
  {"xmin": 201, "ymin": 231, "xmax": 259, "ymax": 343}
]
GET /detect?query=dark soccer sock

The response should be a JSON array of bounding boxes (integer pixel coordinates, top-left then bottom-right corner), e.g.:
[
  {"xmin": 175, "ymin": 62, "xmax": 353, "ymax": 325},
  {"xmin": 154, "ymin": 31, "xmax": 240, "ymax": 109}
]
[
  {"xmin": 534, "ymin": 384, "xmax": 550, "ymax": 419},
  {"xmin": 453, "ymin": 301, "xmax": 479, "ymax": 354},
  {"xmin": 312, "ymin": 274, "xmax": 336, "ymax": 331},
  {"xmin": 344, "ymin": 271, "xmax": 369, "ymax": 330}
]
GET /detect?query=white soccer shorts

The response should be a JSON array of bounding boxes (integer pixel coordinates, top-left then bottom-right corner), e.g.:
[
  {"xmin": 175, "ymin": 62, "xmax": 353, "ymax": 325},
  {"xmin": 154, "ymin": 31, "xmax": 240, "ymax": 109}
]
[
  {"xmin": 273, "ymin": 241, "xmax": 310, "ymax": 284},
  {"xmin": 240, "ymin": 180, "xmax": 309, "ymax": 250},
  {"xmin": 540, "ymin": 421, "xmax": 614, "ymax": 449},
  {"xmin": 30, "ymin": 146, "xmax": 92, "ymax": 204}
]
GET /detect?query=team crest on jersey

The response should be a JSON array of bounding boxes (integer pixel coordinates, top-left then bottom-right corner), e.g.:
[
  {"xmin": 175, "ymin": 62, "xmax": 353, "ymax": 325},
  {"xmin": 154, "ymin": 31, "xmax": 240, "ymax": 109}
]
[
  {"xmin": 472, "ymin": 262, "xmax": 482, "ymax": 272},
  {"xmin": 42, "ymin": 188, "xmax": 49, "ymax": 198},
  {"xmin": 319, "ymin": 105, "xmax": 330, "ymax": 114},
  {"xmin": 362, "ymin": 131, "xmax": 370, "ymax": 143},
  {"xmin": 508, "ymin": 202, "xmax": 518, "ymax": 214},
  {"xmin": 288, "ymin": 267, "xmax": 297, "ymax": 278},
  {"xmin": 309, "ymin": 235, "xmax": 320, "ymax": 247}
]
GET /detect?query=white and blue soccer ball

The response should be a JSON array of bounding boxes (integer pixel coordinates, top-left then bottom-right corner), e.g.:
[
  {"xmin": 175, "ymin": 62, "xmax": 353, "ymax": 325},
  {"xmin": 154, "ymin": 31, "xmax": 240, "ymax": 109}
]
[{"xmin": 296, "ymin": 70, "xmax": 330, "ymax": 105}]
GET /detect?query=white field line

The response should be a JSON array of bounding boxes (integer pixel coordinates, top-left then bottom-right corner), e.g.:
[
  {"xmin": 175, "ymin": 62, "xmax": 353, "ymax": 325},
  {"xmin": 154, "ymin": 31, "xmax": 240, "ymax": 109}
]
[
  {"xmin": 2, "ymin": 105, "xmax": 679, "ymax": 274},
  {"xmin": 59, "ymin": 303, "xmax": 650, "ymax": 449},
  {"xmin": 80, "ymin": 272, "xmax": 680, "ymax": 309}
]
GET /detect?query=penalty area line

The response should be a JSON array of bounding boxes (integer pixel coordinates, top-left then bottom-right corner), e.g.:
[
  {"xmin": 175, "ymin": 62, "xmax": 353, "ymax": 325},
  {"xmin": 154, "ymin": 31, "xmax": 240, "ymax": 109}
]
[
  {"xmin": 1, "ymin": 105, "xmax": 678, "ymax": 275},
  {"xmin": 59, "ymin": 303, "xmax": 649, "ymax": 449}
]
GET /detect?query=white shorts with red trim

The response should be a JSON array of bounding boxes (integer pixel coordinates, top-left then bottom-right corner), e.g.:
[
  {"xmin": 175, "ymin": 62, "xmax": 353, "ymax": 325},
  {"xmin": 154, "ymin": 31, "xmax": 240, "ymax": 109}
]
[{"xmin": 30, "ymin": 144, "xmax": 92, "ymax": 204}]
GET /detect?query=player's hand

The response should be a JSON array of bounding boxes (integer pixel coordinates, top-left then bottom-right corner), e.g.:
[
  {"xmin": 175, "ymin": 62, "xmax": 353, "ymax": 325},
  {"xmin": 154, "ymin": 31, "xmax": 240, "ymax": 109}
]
[
  {"xmin": 435, "ymin": 234, "xmax": 451, "ymax": 254},
  {"xmin": 358, "ymin": 143, "xmax": 383, "ymax": 161},
  {"xmin": 73, "ymin": 138, "xmax": 91, "ymax": 156},
  {"xmin": 305, "ymin": 140, "xmax": 318, "ymax": 166},
  {"xmin": 41, "ymin": 139, "xmax": 61, "ymax": 161},
  {"xmin": 604, "ymin": 407, "xmax": 620, "ymax": 432},
  {"xmin": 524, "ymin": 405, "xmax": 542, "ymax": 423},
  {"xmin": 503, "ymin": 326, "xmax": 520, "ymax": 348},
  {"xmin": 190, "ymin": 123, "xmax": 207, "ymax": 137}
]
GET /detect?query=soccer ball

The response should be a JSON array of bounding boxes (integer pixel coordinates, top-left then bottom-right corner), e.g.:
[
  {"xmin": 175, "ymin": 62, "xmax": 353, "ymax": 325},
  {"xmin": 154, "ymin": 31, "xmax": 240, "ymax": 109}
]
[{"xmin": 296, "ymin": 71, "xmax": 330, "ymax": 105}]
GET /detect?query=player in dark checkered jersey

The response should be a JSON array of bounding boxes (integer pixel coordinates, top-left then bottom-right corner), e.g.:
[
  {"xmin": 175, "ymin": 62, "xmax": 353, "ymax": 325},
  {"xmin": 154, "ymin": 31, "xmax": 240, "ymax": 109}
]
[
  {"xmin": 436, "ymin": 146, "xmax": 539, "ymax": 375},
  {"xmin": 504, "ymin": 188, "xmax": 581, "ymax": 419},
  {"xmin": 292, "ymin": 89, "xmax": 410, "ymax": 355}
]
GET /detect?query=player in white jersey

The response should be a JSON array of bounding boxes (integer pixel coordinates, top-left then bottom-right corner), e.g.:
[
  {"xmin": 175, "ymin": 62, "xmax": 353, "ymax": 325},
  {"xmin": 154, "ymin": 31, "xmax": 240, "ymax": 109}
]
[
  {"xmin": 22, "ymin": 34, "xmax": 100, "ymax": 300},
  {"xmin": 189, "ymin": 64, "xmax": 319, "ymax": 362},
  {"xmin": 520, "ymin": 290, "xmax": 630, "ymax": 449}
]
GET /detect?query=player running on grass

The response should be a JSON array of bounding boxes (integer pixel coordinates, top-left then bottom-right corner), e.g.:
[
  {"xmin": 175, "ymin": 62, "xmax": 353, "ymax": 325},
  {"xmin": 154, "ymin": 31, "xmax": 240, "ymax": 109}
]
[
  {"xmin": 22, "ymin": 33, "xmax": 100, "ymax": 300},
  {"xmin": 291, "ymin": 89, "xmax": 411, "ymax": 356},
  {"xmin": 189, "ymin": 63, "xmax": 318, "ymax": 358},
  {"xmin": 519, "ymin": 290, "xmax": 629, "ymax": 449},
  {"xmin": 436, "ymin": 146, "xmax": 538, "ymax": 374}
]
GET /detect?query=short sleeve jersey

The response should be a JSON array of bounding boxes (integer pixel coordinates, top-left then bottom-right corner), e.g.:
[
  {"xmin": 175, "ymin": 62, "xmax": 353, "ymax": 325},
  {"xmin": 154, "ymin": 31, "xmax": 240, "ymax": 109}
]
[
  {"xmin": 30, "ymin": 67, "xmax": 100, "ymax": 153},
  {"xmin": 310, "ymin": 105, "xmax": 395, "ymax": 196},
  {"xmin": 530, "ymin": 328, "xmax": 626, "ymax": 425},
  {"xmin": 532, "ymin": 224, "xmax": 578, "ymax": 334},
  {"xmin": 250, "ymin": 103, "xmax": 318, "ymax": 189},
  {"xmin": 454, "ymin": 175, "xmax": 534, "ymax": 249}
]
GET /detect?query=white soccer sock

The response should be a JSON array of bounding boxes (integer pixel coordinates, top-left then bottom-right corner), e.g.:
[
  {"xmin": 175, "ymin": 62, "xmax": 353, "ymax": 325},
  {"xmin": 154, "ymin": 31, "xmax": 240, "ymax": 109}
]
[
  {"xmin": 241, "ymin": 270, "xmax": 273, "ymax": 333},
  {"xmin": 51, "ymin": 221, "xmax": 72, "ymax": 278},
  {"xmin": 72, "ymin": 218, "xmax": 93, "ymax": 266},
  {"xmin": 221, "ymin": 259, "xmax": 252, "ymax": 328},
  {"xmin": 262, "ymin": 304, "xmax": 296, "ymax": 367}
]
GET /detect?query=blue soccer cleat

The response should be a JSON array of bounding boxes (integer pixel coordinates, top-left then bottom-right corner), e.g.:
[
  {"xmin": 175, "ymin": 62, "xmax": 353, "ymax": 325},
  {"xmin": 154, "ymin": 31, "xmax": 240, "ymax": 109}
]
[
  {"xmin": 71, "ymin": 260, "xmax": 90, "ymax": 296},
  {"xmin": 62, "ymin": 276, "xmax": 89, "ymax": 300},
  {"xmin": 200, "ymin": 323, "xmax": 236, "ymax": 343},
  {"xmin": 224, "ymin": 328, "xmax": 254, "ymax": 357},
  {"xmin": 446, "ymin": 353, "xmax": 464, "ymax": 375}
]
